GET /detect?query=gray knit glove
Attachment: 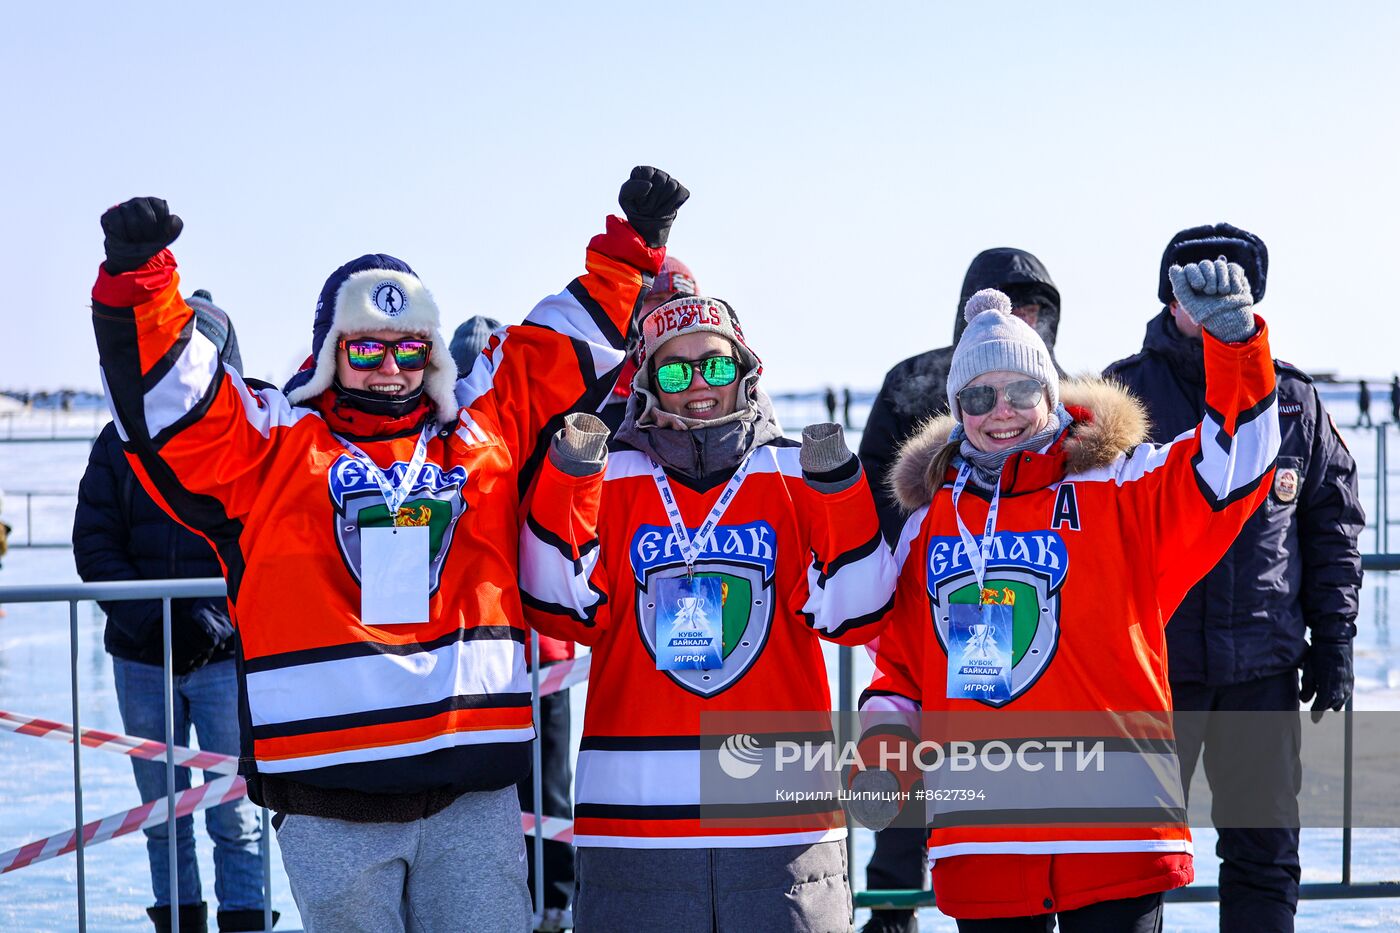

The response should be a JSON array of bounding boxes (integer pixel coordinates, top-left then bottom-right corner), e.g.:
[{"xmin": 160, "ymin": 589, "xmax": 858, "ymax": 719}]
[
  {"xmin": 800, "ymin": 422, "xmax": 861, "ymax": 493},
  {"xmin": 1168, "ymin": 256, "xmax": 1256, "ymax": 342},
  {"xmin": 548, "ymin": 412, "xmax": 609, "ymax": 477}
]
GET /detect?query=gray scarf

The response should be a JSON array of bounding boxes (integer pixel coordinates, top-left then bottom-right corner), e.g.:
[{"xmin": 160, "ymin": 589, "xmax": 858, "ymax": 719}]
[
  {"xmin": 614, "ymin": 360, "xmax": 783, "ymax": 480},
  {"xmin": 952, "ymin": 405, "xmax": 1074, "ymax": 489}
]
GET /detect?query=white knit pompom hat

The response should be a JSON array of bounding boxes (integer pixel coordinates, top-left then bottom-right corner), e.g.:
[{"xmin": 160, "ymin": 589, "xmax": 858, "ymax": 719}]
[{"xmin": 946, "ymin": 289, "xmax": 1059, "ymax": 420}]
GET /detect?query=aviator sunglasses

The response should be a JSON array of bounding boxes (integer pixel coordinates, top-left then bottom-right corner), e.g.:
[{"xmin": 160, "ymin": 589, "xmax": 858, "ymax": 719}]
[
  {"xmin": 654, "ymin": 354, "xmax": 739, "ymax": 394},
  {"xmin": 338, "ymin": 338, "xmax": 433, "ymax": 372},
  {"xmin": 956, "ymin": 379, "xmax": 1045, "ymax": 417}
]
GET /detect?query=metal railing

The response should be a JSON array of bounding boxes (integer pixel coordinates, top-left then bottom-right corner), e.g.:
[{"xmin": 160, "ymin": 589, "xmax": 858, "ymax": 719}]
[
  {"xmin": 3, "ymin": 490, "xmax": 77, "ymax": 548},
  {"xmin": 0, "ymin": 407, "xmax": 104, "ymax": 442},
  {"xmin": 0, "ymin": 578, "xmax": 559, "ymax": 933}
]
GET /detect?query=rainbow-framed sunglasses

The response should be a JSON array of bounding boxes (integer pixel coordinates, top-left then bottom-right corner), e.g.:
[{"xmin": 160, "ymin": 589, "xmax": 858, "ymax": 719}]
[{"xmin": 337, "ymin": 338, "xmax": 432, "ymax": 372}]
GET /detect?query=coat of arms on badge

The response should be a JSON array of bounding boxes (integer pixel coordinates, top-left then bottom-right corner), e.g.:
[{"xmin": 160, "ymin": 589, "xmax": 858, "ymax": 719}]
[{"xmin": 1273, "ymin": 468, "xmax": 1300, "ymax": 503}]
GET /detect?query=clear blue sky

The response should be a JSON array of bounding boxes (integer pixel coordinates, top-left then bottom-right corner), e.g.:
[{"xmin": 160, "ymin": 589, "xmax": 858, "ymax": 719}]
[{"xmin": 5, "ymin": 1, "xmax": 1398, "ymax": 392}]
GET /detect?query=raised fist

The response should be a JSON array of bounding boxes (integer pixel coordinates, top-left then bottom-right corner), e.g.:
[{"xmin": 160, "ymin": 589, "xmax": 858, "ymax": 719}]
[
  {"xmin": 1168, "ymin": 256, "xmax": 1255, "ymax": 342},
  {"xmin": 101, "ymin": 197, "xmax": 183, "ymax": 274},
  {"xmin": 618, "ymin": 166, "xmax": 689, "ymax": 249}
]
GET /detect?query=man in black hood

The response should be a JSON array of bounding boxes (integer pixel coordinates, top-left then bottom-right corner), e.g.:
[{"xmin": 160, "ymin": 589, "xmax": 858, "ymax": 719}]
[
  {"xmin": 859, "ymin": 248, "xmax": 1062, "ymax": 544},
  {"xmin": 855, "ymin": 248, "xmax": 1061, "ymax": 933}
]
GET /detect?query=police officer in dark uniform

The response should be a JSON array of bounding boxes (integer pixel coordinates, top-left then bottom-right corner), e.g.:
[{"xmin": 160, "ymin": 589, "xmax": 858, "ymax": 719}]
[{"xmin": 1105, "ymin": 223, "xmax": 1365, "ymax": 933}]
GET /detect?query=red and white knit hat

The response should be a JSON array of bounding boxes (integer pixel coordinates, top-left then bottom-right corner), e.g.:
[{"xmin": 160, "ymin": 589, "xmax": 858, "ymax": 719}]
[{"xmin": 639, "ymin": 295, "xmax": 753, "ymax": 364}]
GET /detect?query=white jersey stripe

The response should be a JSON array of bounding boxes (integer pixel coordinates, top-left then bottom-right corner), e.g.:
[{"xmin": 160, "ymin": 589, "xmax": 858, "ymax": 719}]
[
  {"xmin": 577, "ymin": 746, "xmax": 841, "ymax": 808},
  {"xmin": 519, "ymin": 521, "xmax": 602, "ymax": 620},
  {"xmin": 245, "ymin": 637, "xmax": 527, "ymax": 727},
  {"xmin": 802, "ymin": 540, "xmax": 896, "ymax": 634},
  {"xmin": 1194, "ymin": 401, "xmax": 1281, "ymax": 500},
  {"xmin": 928, "ymin": 837, "xmax": 1193, "ymax": 863},
  {"xmin": 144, "ymin": 329, "xmax": 220, "ymax": 437},
  {"xmin": 227, "ymin": 371, "xmax": 318, "ymax": 438}
]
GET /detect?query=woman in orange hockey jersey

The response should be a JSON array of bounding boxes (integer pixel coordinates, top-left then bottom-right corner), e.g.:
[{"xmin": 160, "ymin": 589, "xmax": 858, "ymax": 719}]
[
  {"xmin": 520, "ymin": 294, "xmax": 898, "ymax": 931},
  {"xmin": 859, "ymin": 261, "xmax": 1280, "ymax": 931},
  {"xmin": 89, "ymin": 168, "xmax": 687, "ymax": 933}
]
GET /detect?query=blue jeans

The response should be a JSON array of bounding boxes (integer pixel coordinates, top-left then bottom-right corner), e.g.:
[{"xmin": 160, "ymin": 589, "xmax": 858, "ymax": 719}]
[{"xmin": 112, "ymin": 656, "xmax": 264, "ymax": 910}]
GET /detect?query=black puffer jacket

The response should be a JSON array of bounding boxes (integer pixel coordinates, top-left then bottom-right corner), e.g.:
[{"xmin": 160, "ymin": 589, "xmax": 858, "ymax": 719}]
[
  {"xmin": 858, "ymin": 248, "xmax": 1062, "ymax": 540},
  {"xmin": 73, "ymin": 421, "xmax": 235, "ymax": 671},
  {"xmin": 1105, "ymin": 309, "xmax": 1364, "ymax": 685}
]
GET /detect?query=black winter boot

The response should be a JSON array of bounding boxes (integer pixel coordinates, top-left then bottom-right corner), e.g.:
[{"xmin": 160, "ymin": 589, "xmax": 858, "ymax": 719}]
[
  {"xmin": 146, "ymin": 902, "xmax": 209, "ymax": 933},
  {"xmin": 859, "ymin": 908, "xmax": 918, "ymax": 933},
  {"xmin": 217, "ymin": 908, "xmax": 281, "ymax": 931}
]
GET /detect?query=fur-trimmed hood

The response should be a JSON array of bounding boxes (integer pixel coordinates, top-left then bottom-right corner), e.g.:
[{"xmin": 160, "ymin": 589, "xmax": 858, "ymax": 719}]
[{"xmin": 889, "ymin": 376, "xmax": 1149, "ymax": 511}]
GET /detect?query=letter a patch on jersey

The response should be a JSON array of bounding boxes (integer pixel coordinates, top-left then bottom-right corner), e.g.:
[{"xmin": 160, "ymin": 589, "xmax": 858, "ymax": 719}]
[{"xmin": 1051, "ymin": 483, "xmax": 1081, "ymax": 531}]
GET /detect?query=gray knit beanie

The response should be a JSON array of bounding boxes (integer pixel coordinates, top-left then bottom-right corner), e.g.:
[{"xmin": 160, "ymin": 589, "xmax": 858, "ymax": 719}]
[{"xmin": 946, "ymin": 289, "xmax": 1059, "ymax": 420}]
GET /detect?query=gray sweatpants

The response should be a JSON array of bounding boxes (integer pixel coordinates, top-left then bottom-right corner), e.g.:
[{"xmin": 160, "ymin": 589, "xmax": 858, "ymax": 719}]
[
  {"xmin": 277, "ymin": 786, "xmax": 531, "ymax": 933},
  {"xmin": 574, "ymin": 840, "xmax": 852, "ymax": 933}
]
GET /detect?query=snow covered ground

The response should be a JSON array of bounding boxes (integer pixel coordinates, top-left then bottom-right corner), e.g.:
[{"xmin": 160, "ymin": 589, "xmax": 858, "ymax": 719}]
[{"xmin": 1, "ymin": 405, "xmax": 1397, "ymax": 930}]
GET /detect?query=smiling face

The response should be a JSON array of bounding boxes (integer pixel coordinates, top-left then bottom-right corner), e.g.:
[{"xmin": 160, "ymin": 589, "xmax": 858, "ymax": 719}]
[
  {"xmin": 960, "ymin": 370, "xmax": 1051, "ymax": 453},
  {"xmin": 651, "ymin": 332, "xmax": 742, "ymax": 421},
  {"xmin": 335, "ymin": 329, "xmax": 427, "ymax": 396}
]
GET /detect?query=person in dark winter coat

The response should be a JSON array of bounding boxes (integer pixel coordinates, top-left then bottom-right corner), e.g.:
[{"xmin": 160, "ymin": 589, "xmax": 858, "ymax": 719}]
[
  {"xmin": 1391, "ymin": 376, "xmax": 1400, "ymax": 424},
  {"xmin": 855, "ymin": 248, "xmax": 1062, "ymax": 933},
  {"xmin": 1105, "ymin": 223, "xmax": 1364, "ymax": 933},
  {"xmin": 73, "ymin": 293, "xmax": 273, "ymax": 933},
  {"xmin": 1357, "ymin": 379, "xmax": 1372, "ymax": 427},
  {"xmin": 859, "ymin": 248, "xmax": 1063, "ymax": 545}
]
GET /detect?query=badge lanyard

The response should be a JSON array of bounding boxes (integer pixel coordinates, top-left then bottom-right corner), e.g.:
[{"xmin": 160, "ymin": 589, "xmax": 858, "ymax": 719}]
[
  {"xmin": 336, "ymin": 425, "xmax": 434, "ymax": 523},
  {"xmin": 648, "ymin": 449, "xmax": 757, "ymax": 578},
  {"xmin": 951, "ymin": 462, "xmax": 1001, "ymax": 601}
]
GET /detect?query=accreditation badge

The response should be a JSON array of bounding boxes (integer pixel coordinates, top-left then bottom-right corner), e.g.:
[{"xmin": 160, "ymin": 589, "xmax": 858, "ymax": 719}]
[
  {"xmin": 946, "ymin": 602, "xmax": 1013, "ymax": 703},
  {"xmin": 360, "ymin": 525, "xmax": 430, "ymax": 625},
  {"xmin": 654, "ymin": 575, "xmax": 725, "ymax": 670}
]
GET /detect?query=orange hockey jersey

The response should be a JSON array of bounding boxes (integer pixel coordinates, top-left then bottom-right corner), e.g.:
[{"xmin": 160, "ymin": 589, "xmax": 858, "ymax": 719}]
[
  {"xmin": 863, "ymin": 323, "xmax": 1280, "ymax": 918},
  {"xmin": 90, "ymin": 216, "xmax": 661, "ymax": 804},
  {"xmin": 521, "ymin": 441, "xmax": 897, "ymax": 848}
]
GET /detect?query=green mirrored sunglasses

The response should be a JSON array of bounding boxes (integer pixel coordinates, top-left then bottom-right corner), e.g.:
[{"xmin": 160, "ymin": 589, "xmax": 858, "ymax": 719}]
[{"xmin": 654, "ymin": 355, "xmax": 739, "ymax": 394}]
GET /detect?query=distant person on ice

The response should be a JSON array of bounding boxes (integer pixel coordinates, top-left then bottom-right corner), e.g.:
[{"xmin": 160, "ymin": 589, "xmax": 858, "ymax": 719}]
[
  {"xmin": 519, "ymin": 288, "xmax": 897, "ymax": 930},
  {"xmin": 1391, "ymin": 375, "xmax": 1400, "ymax": 424},
  {"xmin": 1357, "ymin": 378, "xmax": 1373, "ymax": 427},
  {"xmin": 89, "ymin": 167, "xmax": 688, "ymax": 933},
  {"xmin": 74, "ymin": 292, "xmax": 273, "ymax": 933},
  {"xmin": 860, "ymin": 261, "xmax": 1280, "ymax": 930},
  {"xmin": 1106, "ymin": 223, "xmax": 1363, "ymax": 933}
]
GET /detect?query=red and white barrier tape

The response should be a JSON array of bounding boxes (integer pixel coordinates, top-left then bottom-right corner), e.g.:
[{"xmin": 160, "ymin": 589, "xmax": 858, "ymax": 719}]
[
  {"xmin": 0, "ymin": 772, "xmax": 578, "ymax": 873},
  {"xmin": 0, "ymin": 652, "xmax": 591, "ymax": 872},
  {"xmin": 0, "ymin": 775, "xmax": 247, "ymax": 873},
  {"xmin": 0, "ymin": 709, "xmax": 238, "ymax": 775},
  {"xmin": 538, "ymin": 652, "xmax": 591, "ymax": 697},
  {"xmin": 520, "ymin": 812, "xmax": 575, "ymax": 844}
]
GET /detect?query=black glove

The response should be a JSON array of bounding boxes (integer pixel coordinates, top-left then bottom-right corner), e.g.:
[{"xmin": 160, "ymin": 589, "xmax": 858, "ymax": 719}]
[
  {"xmin": 1300, "ymin": 638, "xmax": 1354, "ymax": 723},
  {"xmin": 170, "ymin": 599, "xmax": 233, "ymax": 675},
  {"xmin": 617, "ymin": 166, "xmax": 689, "ymax": 248},
  {"xmin": 101, "ymin": 197, "xmax": 183, "ymax": 274}
]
